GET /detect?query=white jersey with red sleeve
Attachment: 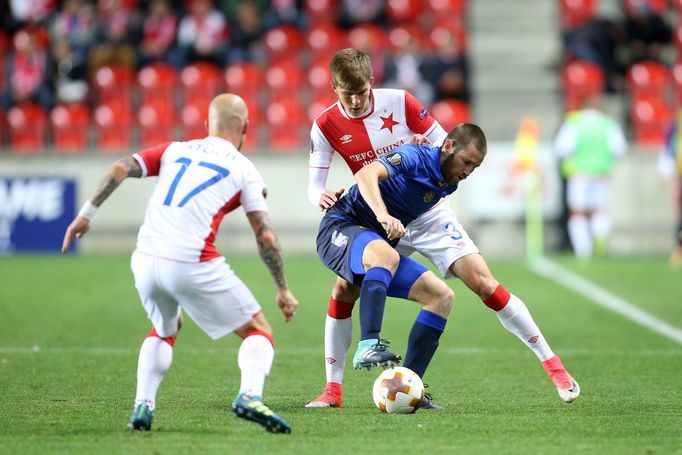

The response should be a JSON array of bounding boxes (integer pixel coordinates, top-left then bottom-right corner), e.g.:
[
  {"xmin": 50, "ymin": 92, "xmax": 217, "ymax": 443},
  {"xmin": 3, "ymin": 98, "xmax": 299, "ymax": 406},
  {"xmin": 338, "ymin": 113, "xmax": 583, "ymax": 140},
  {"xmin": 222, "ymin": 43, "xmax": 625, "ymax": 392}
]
[
  {"xmin": 308, "ymin": 88, "xmax": 447, "ymax": 205},
  {"xmin": 131, "ymin": 136, "xmax": 268, "ymax": 262}
]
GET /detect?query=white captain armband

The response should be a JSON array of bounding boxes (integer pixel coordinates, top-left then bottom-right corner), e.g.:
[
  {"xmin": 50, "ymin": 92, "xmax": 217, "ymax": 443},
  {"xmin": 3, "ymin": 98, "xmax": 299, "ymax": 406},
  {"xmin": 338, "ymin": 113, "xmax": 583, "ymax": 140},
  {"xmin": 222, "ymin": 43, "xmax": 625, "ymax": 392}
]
[{"xmin": 78, "ymin": 200, "xmax": 98, "ymax": 220}]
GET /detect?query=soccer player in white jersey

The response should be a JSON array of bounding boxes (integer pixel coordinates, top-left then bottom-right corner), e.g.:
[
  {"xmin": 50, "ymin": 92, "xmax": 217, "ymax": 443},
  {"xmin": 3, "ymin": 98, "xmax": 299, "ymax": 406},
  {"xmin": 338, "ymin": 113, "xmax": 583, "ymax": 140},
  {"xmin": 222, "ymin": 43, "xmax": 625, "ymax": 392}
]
[
  {"xmin": 62, "ymin": 94, "xmax": 299, "ymax": 434},
  {"xmin": 306, "ymin": 48, "xmax": 580, "ymax": 408}
]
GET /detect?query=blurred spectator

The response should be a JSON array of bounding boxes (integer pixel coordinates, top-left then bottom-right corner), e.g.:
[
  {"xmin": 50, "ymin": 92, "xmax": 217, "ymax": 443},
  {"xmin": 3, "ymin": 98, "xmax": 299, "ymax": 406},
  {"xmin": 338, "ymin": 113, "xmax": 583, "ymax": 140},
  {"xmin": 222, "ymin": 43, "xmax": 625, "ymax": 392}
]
[
  {"xmin": 563, "ymin": 18, "xmax": 626, "ymax": 93},
  {"xmin": 262, "ymin": 0, "xmax": 306, "ymax": 29},
  {"xmin": 338, "ymin": 0, "xmax": 386, "ymax": 28},
  {"xmin": 658, "ymin": 113, "xmax": 682, "ymax": 269},
  {"xmin": 383, "ymin": 35, "xmax": 434, "ymax": 105},
  {"xmin": 172, "ymin": 0, "xmax": 229, "ymax": 68},
  {"xmin": 553, "ymin": 93, "xmax": 627, "ymax": 259},
  {"xmin": 138, "ymin": 0, "xmax": 178, "ymax": 68},
  {"xmin": 89, "ymin": 0, "xmax": 142, "ymax": 72},
  {"xmin": 622, "ymin": 0, "xmax": 672, "ymax": 65},
  {"xmin": 6, "ymin": 0, "xmax": 56, "ymax": 30},
  {"xmin": 1, "ymin": 29, "xmax": 54, "ymax": 110},
  {"xmin": 421, "ymin": 32, "xmax": 470, "ymax": 102},
  {"xmin": 49, "ymin": 0, "xmax": 98, "ymax": 101},
  {"xmin": 226, "ymin": 0, "xmax": 265, "ymax": 64}
]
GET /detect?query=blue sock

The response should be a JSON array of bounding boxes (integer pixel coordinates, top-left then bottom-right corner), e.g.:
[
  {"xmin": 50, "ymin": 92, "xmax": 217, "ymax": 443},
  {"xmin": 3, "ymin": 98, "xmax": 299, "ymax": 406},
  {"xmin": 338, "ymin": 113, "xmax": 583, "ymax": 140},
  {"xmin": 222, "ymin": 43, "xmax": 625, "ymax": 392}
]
[
  {"xmin": 403, "ymin": 310, "xmax": 447, "ymax": 378},
  {"xmin": 359, "ymin": 267, "xmax": 393, "ymax": 341}
]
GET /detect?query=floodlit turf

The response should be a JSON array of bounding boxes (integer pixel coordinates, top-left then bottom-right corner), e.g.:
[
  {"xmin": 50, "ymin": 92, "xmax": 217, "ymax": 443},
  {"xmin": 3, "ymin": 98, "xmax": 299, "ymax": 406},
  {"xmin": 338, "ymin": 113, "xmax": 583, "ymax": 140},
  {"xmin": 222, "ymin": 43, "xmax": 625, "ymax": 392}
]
[{"xmin": 1, "ymin": 254, "xmax": 681, "ymax": 454}]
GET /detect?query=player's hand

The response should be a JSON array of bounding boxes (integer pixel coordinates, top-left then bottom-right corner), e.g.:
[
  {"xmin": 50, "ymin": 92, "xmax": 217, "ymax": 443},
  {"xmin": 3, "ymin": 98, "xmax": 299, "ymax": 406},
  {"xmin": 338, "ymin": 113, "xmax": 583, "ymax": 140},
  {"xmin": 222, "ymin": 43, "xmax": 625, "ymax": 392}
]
[
  {"xmin": 377, "ymin": 213, "xmax": 405, "ymax": 240},
  {"xmin": 318, "ymin": 188, "xmax": 345, "ymax": 210},
  {"xmin": 276, "ymin": 288, "xmax": 299, "ymax": 322},
  {"xmin": 408, "ymin": 134, "xmax": 430, "ymax": 145},
  {"xmin": 61, "ymin": 216, "xmax": 90, "ymax": 254}
]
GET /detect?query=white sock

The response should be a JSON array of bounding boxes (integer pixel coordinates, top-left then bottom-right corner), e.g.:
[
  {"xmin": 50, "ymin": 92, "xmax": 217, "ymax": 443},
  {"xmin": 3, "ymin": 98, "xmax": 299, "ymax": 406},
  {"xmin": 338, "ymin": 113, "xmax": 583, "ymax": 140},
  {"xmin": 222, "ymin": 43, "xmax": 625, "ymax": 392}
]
[
  {"xmin": 237, "ymin": 334, "xmax": 274, "ymax": 398},
  {"xmin": 496, "ymin": 294, "xmax": 555, "ymax": 361},
  {"xmin": 134, "ymin": 336, "xmax": 173, "ymax": 411},
  {"xmin": 590, "ymin": 210, "xmax": 610, "ymax": 238},
  {"xmin": 325, "ymin": 315, "xmax": 352, "ymax": 384},
  {"xmin": 568, "ymin": 214, "xmax": 592, "ymax": 258}
]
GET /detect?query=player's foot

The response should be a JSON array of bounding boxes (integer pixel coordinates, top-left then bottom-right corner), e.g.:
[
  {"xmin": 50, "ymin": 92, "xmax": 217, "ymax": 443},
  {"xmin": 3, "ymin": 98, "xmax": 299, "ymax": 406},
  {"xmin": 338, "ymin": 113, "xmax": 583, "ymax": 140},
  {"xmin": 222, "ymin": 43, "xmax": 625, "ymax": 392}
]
[
  {"xmin": 420, "ymin": 384, "xmax": 441, "ymax": 410},
  {"xmin": 542, "ymin": 355, "xmax": 580, "ymax": 403},
  {"xmin": 305, "ymin": 382, "xmax": 343, "ymax": 408},
  {"xmin": 127, "ymin": 403, "xmax": 154, "ymax": 431},
  {"xmin": 232, "ymin": 393, "xmax": 292, "ymax": 434},
  {"xmin": 352, "ymin": 339, "xmax": 401, "ymax": 370}
]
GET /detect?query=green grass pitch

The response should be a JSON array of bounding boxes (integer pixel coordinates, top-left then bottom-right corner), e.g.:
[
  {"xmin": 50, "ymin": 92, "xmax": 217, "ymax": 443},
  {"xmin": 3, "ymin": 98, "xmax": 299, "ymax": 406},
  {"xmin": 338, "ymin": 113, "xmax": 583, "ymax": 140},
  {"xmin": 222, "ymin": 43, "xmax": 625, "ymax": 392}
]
[{"xmin": 1, "ymin": 254, "xmax": 681, "ymax": 454}]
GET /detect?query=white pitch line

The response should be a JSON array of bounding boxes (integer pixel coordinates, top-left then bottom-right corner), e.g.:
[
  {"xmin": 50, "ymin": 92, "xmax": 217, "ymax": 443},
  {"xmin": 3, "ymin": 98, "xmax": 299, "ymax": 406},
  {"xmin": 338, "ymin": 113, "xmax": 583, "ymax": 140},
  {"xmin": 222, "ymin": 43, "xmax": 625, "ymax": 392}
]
[{"xmin": 529, "ymin": 256, "xmax": 682, "ymax": 345}]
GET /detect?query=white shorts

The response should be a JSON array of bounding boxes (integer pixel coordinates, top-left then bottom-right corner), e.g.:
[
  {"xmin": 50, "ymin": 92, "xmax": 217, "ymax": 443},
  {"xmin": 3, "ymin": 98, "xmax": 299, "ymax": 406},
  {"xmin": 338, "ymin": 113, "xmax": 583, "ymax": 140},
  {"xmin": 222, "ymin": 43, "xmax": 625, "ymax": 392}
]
[
  {"xmin": 130, "ymin": 251, "xmax": 261, "ymax": 340},
  {"xmin": 566, "ymin": 175, "xmax": 611, "ymax": 212},
  {"xmin": 396, "ymin": 201, "xmax": 479, "ymax": 279}
]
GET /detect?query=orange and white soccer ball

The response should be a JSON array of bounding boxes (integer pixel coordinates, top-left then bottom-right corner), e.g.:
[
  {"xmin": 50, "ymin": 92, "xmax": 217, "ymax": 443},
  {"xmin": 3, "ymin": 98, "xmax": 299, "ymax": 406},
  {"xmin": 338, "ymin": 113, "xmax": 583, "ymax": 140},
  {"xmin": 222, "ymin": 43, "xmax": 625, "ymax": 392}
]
[{"xmin": 372, "ymin": 366, "xmax": 424, "ymax": 414}]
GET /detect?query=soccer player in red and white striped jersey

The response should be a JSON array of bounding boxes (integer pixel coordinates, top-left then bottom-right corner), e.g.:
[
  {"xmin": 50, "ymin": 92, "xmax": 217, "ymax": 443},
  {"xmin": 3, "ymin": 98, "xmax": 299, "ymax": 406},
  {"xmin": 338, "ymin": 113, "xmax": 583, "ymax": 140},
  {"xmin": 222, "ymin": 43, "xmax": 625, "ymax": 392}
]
[{"xmin": 306, "ymin": 49, "xmax": 580, "ymax": 408}]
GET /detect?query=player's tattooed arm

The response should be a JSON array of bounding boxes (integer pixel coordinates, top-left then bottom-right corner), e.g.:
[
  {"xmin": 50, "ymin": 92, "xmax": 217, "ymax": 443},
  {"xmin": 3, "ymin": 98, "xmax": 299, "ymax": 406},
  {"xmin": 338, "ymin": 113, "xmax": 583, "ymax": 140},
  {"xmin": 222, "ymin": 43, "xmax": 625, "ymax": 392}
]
[
  {"xmin": 90, "ymin": 157, "xmax": 143, "ymax": 207},
  {"xmin": 247, "ymin": 210, "xmax": 288, "ymax": 289}
]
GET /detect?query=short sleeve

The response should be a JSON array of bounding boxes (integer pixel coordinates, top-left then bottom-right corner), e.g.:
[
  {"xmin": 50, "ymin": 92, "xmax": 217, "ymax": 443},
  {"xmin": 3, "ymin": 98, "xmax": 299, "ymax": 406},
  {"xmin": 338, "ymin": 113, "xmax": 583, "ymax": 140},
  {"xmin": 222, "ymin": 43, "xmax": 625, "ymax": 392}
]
[
  {"xmin": 240, "ymin": 158, "xmax": 269, "ymax": 213},
  {"xmin": 133, "ymin": 142, "xmax": 172, "ymax": 177},
  {"xmin": 377, "ymin": 144, "xmax": 420, "ymax": 179},
  {"xmin": 404, "ymin": 91, "xmax": 437, "ymax": 135}
]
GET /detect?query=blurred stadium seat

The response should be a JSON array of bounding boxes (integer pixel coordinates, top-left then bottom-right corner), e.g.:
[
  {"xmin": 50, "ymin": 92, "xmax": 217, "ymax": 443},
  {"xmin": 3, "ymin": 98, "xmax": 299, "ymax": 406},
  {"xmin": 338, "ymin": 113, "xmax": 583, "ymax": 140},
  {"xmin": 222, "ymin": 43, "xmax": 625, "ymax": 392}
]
[
  {"xmin": 93, "ymin": 63, "xmax": 134, "ymax": 105},
  {"xmin": 7, "ymin": 104, "xmax": 47, "ymax": 154},
  {"xmin": 50, "ymin": 103, "xmax": 90, "ymax": 154},
  {"xmin": 630, "ymin": 95, "xmax": 671, "ymax": 146},
  {"xmin": 307, "ymin": 23, "xmax": 346, "ymax": 60},
  {"xmin": 305, "ymin": 0, "xmax": 339, "ymax": 24},
  {"xmin": 559, "ymin": 0, "xmax": 596, "ymax": 30},
  {"xmin": 425, "ymin": 0, "xmax": 466, "ymax": 16},
  {"xmin": 386, "ymin": 0, "xmax": 422, "ymax": 24},
  {"xmin": 308, "ymin": 57, "xmax": 332, "ymax": 99},
  {"xmin": 263, "ymin": 25, "xmax": 304, "ymax": 63},
  {"xmin": 626, "ymin": 60, "xmax": 671, "ymax": 101},
  {"xmin": 138, "ymin": 62, "xmax": 177, "ymax": 105},
  {"xmin": 138, "ymin": 100, "xmax": 175, "ymax": 148},
  {"xmin": 561, "ymin": 59, "xmax": 605, "ymax": 110},
  {"xmin": 265, "ymin": 60, "xmax": 304, "ymax": 98},
  {"xmin": 348, "ymin": 24, "xmax": 388, "ymax": 53},
  {"xmin": 430, "ymin": 99, "xmax": 471, "ymax": 130},
  {"xmin": 671, "ymin": 61, "xmax": 682, "ymax": 105},
  {"xmin": 94, "ymin": 100, "xmax": 133, "ymax": 152},
  {"xmin": 266, "ymin": 95, "xmax": 305, "ymax": 152},
  {"xmin": 429, "ymin": 17, "xmax": 468, "ymax": 52},
  {"xmin": 180, "ymin": 101, "xmax": 206, "ymax": 141},
  {"xmin": 224, "ymin": 62, "xmax": 263, "ymax": 102},
  {"xmin": 181, "ymin": 62, "xmax": 221, "ymax": 105}
]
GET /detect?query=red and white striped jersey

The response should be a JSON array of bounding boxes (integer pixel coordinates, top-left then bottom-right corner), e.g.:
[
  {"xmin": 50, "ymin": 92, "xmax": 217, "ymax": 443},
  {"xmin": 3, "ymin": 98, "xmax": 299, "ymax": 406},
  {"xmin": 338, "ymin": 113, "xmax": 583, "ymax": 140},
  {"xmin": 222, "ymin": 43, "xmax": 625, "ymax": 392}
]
[
  {"xmin": 308, "ymin": 88, "xmax": 447, "ymax": 205},
  {"xmin": 132, "ymin": 136, "xmax": 267, "ymax": 262}
]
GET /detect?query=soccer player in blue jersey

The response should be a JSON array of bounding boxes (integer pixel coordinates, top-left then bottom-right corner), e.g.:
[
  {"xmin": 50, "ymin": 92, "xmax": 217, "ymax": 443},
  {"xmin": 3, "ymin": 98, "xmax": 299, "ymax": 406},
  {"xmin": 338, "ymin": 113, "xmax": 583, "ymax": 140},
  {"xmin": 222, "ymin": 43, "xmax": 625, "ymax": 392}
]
[{"xmin": 317, "ymin": 123, "xmax": 486, "ymax": 402}]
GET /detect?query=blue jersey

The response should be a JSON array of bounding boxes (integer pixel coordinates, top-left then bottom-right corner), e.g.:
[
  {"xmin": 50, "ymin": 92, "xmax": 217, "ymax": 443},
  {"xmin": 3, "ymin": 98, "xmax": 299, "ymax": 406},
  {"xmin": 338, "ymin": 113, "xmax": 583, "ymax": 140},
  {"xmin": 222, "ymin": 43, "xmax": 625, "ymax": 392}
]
[{"xmin": 326, "ymin": 143, "xmax": 458, "ymax": 244}]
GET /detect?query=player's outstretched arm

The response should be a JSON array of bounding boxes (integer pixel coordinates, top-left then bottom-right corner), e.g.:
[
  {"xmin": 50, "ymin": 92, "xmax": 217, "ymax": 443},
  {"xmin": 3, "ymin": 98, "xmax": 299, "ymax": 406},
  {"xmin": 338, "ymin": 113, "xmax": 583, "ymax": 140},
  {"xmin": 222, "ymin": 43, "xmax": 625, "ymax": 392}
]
[
  {"xmin": 246, "ymin": 210, "xmax": 299, "ymax": 322},
  {"xmin": 61, "ymin": 157, "xmax": 142, "ymax": 253},
  {"xmin": 355, "ymin": 162, "xmax": 405, "ymax": 240}
]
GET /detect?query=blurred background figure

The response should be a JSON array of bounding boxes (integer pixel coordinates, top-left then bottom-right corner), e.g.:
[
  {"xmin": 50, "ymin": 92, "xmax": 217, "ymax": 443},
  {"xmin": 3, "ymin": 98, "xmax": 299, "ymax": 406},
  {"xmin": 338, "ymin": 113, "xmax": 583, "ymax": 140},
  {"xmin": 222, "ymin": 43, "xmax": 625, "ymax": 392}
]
[
  {"xmin": 88, "ymin": 0, "xmax": 141, "ymax": 73},
  {"xmin": 659, "ymin": 111, "xmax": 682, "ymax": 269},
  {"xmin": 622, "ymin": 0, "xmax": 671, "ymax": 66},
  {"xmin": 554, "ymin": 93, "xmax": 627, "ymax": 259},
  {"xmin": 225, "ymin": 0, "xmax": 266, "ymax": 64},
  {"xmin": 1, "ymin": 29, "xmax": 53, "ymax": 110},
  {"xmin": 137, "ymin": 0, "xmax": 177, "ymax": 68},
  {"xmin": 173, "ymin": 0, "xmax": 228, "ymax": 68}
]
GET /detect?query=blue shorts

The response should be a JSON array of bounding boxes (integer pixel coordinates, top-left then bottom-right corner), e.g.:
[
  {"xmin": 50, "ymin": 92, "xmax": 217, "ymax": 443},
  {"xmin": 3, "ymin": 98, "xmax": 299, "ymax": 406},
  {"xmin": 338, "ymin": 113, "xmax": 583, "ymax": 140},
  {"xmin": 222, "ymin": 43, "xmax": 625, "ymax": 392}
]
[{"xmin": 316, "ymin": 214, "xmax": 428, "ymax": 297}]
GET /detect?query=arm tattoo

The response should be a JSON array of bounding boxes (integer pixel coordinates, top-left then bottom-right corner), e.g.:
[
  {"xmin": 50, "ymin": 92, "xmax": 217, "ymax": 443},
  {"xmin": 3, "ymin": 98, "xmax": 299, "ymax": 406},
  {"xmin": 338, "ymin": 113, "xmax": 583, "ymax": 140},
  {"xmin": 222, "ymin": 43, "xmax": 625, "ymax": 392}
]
[
  {"xmin": 91, "ymin": 157, "xmax": 142, "ymax": 207},
  {"xmin": 250, "ymin": 212, "xmax": 287, "ymax": 289}
]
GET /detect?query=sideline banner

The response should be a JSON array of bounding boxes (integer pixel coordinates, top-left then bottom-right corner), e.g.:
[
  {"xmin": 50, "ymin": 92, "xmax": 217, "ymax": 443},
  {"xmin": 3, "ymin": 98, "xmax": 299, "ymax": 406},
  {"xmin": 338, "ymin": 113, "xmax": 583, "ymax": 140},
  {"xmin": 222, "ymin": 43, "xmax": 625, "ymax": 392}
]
[{"xmin": 0, "ymin": 177, "xmax": 76, "ymax": 253}]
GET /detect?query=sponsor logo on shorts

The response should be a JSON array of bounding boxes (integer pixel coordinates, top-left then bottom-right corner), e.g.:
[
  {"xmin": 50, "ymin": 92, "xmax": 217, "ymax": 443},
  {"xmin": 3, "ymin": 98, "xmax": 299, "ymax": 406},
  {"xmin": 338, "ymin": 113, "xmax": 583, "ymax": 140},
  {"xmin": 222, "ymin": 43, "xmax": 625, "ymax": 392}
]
[
  {"xmin": 331, "ymin": 230, "xmax": 348, "ymax": 248},
  {"xmin": 423, "ymin": 191, "xmax": 435, "ymax": 203},
  {"xmin": 386, "ymin": 152, "xmax": 402, "ymax": 166}
]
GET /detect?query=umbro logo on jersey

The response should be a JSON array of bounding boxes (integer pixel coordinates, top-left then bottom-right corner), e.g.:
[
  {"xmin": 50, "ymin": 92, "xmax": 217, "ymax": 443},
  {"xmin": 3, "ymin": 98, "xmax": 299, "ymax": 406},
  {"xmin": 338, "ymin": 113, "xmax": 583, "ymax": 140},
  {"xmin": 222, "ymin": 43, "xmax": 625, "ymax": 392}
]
[
  {"xmin": 331, "ymin": 230, "xmax": 348, "ymax": 248},
  {"xmin": 340, "ymin": 134, "xmax": 352, "ymax": 144}
]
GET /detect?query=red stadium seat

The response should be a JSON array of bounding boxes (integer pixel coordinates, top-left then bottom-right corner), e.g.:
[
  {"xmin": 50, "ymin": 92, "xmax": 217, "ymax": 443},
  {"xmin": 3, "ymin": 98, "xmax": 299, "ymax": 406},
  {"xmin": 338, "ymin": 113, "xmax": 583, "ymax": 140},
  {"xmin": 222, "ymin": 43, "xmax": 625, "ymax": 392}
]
[
  {"xmin": 386, "ymin": 0, "xmax": 422, "ymax": 23},
  {"xmin": 138, "ymin": 62, "xmax": 177, "ymax": 105},
  {"xmin": 263, "ymin": 25, "xmax": 304, "ymax": 63},
  {"xmin": 224, "ymin": 62, "xmax": 264, "ymax": 101},
  {"xmin": 266, "ymin": 95, "xmax": 305, "ymax": 152},
  {"xmin": 626, "ymin": 60, "xmax": 671, "ymax": 101},
  {"xmin": 630, "ymin": 95, "xmax": 671, "ymax": 146},
  {"xmin": 138, "ymin": 100, "xmax": 176, "ymax": 148},
  {"xmin": 265, "ymin": 61, "xmax": 304, "ymax": 98},
  {"xmin": 93, "ymin": 63, "xmax": 134, "ymax": 104},
  {"xmin": 308, "ymin": 92, "xmax": 337, "ymax": 123},
  {"xmin": 7, "ymin": 103, "xmax": 47, "ymax": 154},
  {"xmin": 559, "ymin": 0, "xmax": 596, "ymax": 29},
  {"xmin": 347, "ymin": 24, "xmax": 388, "ymax": 53},
  {"xmin": 180, "ymin": 62, "xmax": 221, "ymax": 105},
  {"xmin": 180, "ymin": 101, "xmax": 207, "ymax": 141},
  {"xmin": 430, "ymin": 99, "xmax": 471, "ymax": 131},
  {"xmin": 307, "ymin": 23, "xmax": 346, "ymax": 60},
  {"xmin": 50, "ymin": 103, "xmax": 90, "ymax": 154},
  {"xmin": 94, "ymin": 100, "xmax": 133, "ymax": 152},
  {"xmin": 308, "ymin": 57, "xmax": 332, "ymax": 99},
  {"xmin": 388, "ymin": 23, "xmax": 427, "ymax": 53},
  {"xmin": 429, "ymin": 17, "xmax": 468, "ymax": 52},
  {"xmin": 671, "ymin": 61, "xmax": 682, "ymax": 105},
  {"xmin": 562, "ymin": 60, "xmax": 605, "ymax": 111},
  {"xmin": 425, "ymin": 0, "xmax": 466, "ymax": 16},
  {"xmin": 305, "ymin": 0, "xmax": 339, "ymax": 24}
]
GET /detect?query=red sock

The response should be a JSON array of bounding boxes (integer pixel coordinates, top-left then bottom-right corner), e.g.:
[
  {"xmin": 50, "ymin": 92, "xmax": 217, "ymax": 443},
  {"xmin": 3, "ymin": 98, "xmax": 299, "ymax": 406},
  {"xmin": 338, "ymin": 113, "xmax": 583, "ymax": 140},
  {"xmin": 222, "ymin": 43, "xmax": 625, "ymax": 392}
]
[
  {"xmin": 483, "ymin": 284, "xmax": 511, "ymax": 311},
  {"xmin": 328, "ymin": 298, "xmax": 354, "ymax": 319}
]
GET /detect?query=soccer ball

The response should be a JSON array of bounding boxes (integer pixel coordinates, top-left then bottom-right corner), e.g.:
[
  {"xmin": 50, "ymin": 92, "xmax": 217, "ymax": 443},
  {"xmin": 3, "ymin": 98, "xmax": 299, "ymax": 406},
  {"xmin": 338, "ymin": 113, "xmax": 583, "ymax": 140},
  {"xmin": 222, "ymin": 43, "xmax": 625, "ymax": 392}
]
[{"xmin": 372, "ymin": 366, "xmax": 424, "ymax": 414}]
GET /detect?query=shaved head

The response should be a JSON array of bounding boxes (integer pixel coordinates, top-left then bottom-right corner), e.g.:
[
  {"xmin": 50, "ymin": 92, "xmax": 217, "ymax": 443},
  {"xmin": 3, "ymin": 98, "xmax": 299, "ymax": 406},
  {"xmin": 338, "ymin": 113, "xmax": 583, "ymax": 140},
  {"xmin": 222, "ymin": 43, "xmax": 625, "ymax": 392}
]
[{"xmin": 207, "ymin": 93, "xmax": 249, "ymax": 148}]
